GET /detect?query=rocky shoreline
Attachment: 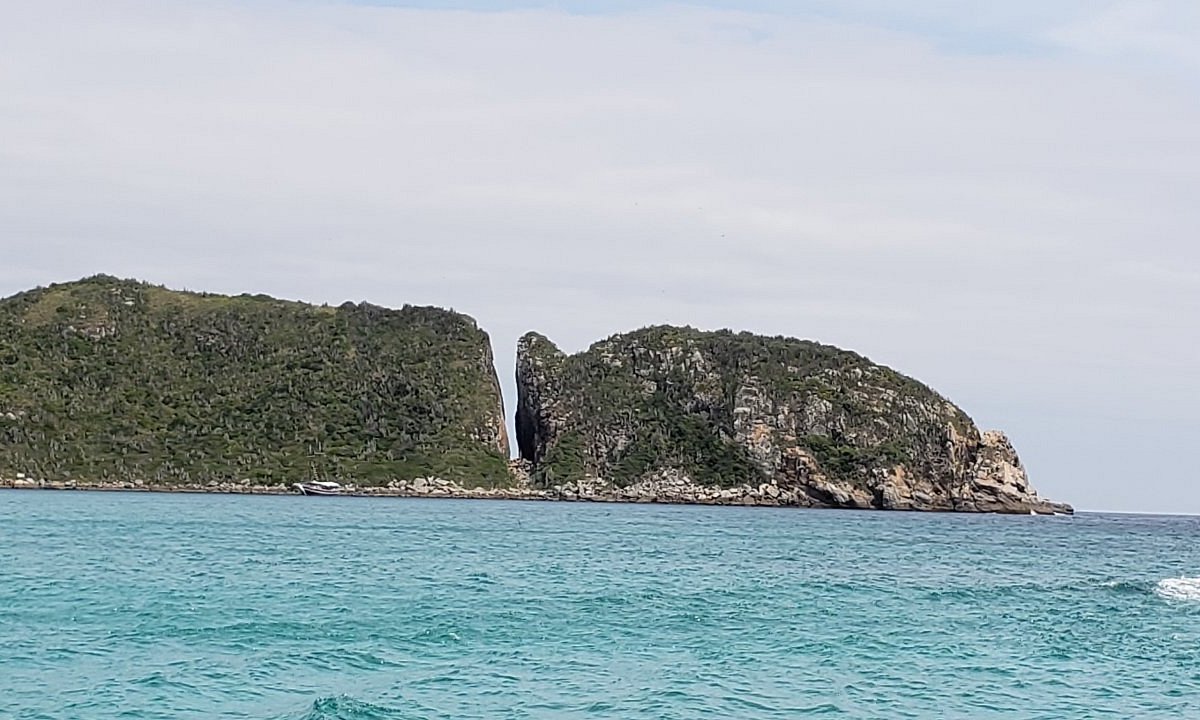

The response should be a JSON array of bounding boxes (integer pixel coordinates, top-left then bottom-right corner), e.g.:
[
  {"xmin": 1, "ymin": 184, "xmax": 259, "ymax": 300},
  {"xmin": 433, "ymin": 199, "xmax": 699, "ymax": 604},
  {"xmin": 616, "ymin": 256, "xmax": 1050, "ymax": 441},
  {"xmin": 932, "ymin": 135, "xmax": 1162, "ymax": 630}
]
[{"xmin": 1, "ymin": 467, "xmax": 1073, "ymax": 514}]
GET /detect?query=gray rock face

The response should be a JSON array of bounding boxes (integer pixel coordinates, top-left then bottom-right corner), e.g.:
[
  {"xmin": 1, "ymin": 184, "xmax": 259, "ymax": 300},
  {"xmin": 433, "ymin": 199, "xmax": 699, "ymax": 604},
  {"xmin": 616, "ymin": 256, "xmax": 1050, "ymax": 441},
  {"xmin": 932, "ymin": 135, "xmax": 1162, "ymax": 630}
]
[
  {"xmin": 515, "ymin": 332, "xmax": 566, "ymax": 467},
  {"xmin": 514, "ymin": 326, "xmax": 1071, "ymax": 514}
]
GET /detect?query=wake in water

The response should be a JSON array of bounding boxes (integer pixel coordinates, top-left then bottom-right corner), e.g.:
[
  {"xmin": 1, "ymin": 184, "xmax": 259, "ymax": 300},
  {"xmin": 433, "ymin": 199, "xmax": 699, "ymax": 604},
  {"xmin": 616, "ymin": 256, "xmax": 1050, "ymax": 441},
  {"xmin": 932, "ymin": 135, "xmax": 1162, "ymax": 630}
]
[{"xmin": 1155, "ymin": 577, "xmax": 1200, "ymax": 601}]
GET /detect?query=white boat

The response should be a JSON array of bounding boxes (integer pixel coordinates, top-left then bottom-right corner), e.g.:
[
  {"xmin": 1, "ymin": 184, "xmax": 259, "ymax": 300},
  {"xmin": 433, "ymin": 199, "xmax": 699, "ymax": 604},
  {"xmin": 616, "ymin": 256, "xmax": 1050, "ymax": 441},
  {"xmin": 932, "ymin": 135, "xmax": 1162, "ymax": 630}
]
[{"xmin": 292, "ymin": 480, "xmax": 342, "ymax": 496}]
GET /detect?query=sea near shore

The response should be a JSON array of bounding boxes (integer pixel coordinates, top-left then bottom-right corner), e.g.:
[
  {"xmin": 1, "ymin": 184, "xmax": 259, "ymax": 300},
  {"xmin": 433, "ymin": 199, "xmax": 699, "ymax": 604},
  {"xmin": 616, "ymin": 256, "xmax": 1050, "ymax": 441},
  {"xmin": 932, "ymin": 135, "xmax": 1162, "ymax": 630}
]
[{"xmin": 3, "ymin": 491, "xmax": 1199, "ymax": 719}]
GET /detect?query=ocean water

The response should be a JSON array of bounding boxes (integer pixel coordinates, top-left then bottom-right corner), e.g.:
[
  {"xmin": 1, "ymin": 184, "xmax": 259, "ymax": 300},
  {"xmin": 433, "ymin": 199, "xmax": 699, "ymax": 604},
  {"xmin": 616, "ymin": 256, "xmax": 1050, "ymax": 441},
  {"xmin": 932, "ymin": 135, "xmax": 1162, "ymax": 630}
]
[{"xmin": 3, "ymin": 493, "xmax": 1200, "ymax": 719}]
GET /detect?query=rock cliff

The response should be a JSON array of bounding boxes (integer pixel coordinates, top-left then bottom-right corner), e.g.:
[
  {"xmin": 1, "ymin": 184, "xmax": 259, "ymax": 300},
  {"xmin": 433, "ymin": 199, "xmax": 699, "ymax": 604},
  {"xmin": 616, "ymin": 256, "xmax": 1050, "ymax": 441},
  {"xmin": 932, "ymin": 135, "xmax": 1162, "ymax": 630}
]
[
  {"xmin": 515, "ymin": 327, "xmax": 1071, "ymax": 514},
  {"xmin": 0, "ymin": 276, "xmax": 511, "ymax": 486}
]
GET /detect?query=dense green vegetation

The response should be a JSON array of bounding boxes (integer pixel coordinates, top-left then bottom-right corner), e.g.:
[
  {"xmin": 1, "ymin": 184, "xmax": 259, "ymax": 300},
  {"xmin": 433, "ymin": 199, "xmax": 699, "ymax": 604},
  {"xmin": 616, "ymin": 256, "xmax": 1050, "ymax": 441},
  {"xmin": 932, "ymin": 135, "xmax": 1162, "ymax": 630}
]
[
  {"xmin": 0, "ymin": 276, "xmax": 511, "ymax": 486},
  {"xmin": 525, "ymin": 325, "xmax": 973, "ymax": 487}
]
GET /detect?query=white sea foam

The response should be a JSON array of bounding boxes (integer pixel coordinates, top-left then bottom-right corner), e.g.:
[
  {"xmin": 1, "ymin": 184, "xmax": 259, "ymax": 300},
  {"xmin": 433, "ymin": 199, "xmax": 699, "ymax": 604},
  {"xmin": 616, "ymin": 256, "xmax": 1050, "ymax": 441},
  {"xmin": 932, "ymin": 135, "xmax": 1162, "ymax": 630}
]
[{"xmin": 1154, "ymin": 577, "xmax": 1200, "ymax": 601}]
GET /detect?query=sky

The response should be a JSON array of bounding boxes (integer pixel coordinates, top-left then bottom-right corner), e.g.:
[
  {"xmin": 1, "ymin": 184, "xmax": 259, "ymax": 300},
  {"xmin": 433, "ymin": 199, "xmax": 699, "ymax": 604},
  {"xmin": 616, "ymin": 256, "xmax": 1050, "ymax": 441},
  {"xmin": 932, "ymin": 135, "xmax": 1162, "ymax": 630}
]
[{"xmin": 1, "ymin": 0, "xmax": 1197, "ymax": 512}]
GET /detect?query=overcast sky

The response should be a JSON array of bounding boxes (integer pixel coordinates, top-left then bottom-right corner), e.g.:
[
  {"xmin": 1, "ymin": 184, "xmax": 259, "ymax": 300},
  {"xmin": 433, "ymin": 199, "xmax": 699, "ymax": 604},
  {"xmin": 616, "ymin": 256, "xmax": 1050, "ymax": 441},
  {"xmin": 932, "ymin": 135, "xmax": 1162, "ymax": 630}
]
[{"xmin": 2, "ymin": 0, "xmax": 1197, "ymax": 512}]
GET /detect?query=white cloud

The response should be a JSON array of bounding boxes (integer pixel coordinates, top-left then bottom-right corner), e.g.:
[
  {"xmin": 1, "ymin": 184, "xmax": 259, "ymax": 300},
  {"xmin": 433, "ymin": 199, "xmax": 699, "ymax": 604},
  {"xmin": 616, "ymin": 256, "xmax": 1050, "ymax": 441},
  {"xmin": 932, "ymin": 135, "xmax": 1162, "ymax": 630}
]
[
  {"xmin": 1, "ymin": 0, "xmax": 1197, "ymax": 511},
  {"xmin": 1047, "ymin": 0, "xmax": 1200, "ymax": 69}
]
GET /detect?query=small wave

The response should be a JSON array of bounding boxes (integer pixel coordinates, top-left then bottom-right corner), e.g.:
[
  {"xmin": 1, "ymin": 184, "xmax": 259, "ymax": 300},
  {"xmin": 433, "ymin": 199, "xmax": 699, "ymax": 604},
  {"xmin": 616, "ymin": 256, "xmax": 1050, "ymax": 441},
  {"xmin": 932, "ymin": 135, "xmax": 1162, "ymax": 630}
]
[
  {"xmin": 286, "ymin": 696, "xmax": 410, "ymax": 720},
  {"xmin": 1098, "ymin": 579, "xmax": 1151, "ymax": 594},
  {"xmin": 1155, "ymin": 577, "xmax": 1200, "ymax": 602},
  {"xmin": 925, "ymin": 578, "xmax": 1150, "ymax": 601}
]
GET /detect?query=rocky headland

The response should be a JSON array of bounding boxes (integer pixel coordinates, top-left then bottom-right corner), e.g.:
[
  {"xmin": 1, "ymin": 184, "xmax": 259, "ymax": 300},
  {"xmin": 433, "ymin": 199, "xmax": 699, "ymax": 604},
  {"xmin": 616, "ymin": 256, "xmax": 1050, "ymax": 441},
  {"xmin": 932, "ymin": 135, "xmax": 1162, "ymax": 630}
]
[
  {"xmin": 2, "ymin": 277, "xmax": 1071, "ymax": 513},
  {"xmin": 516, "ymin": 327, "xmax": 1071, "ymax": 514}
]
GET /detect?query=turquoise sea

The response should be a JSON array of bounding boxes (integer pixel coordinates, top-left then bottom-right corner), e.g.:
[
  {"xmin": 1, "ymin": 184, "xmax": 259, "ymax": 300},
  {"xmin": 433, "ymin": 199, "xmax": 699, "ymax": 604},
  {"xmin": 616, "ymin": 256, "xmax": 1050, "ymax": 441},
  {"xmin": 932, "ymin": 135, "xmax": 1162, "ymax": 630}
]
[{"xmin": 3, "ymin": 492, "xmax": 1200, "ymax": 719}]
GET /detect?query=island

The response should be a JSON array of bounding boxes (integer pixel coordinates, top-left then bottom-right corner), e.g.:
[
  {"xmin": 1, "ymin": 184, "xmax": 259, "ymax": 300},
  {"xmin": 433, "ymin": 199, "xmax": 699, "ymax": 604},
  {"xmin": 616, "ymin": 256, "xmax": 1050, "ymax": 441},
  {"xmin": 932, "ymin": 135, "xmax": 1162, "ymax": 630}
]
[{"xmin": 0, "ymin": 276, "xmax": 1071, "ymax": 513}]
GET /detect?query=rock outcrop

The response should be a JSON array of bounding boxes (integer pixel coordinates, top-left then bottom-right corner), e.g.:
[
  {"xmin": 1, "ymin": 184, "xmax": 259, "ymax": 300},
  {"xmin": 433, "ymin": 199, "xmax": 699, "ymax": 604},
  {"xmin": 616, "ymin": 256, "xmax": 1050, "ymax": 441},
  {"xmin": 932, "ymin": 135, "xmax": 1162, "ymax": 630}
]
[
  {"xmin": 515, "ymin": 326, "xmax": 1071, "ymax": 514},
  {"xmin": 0, "ymin": 276, "xmax": 511, "ymax": 487}
]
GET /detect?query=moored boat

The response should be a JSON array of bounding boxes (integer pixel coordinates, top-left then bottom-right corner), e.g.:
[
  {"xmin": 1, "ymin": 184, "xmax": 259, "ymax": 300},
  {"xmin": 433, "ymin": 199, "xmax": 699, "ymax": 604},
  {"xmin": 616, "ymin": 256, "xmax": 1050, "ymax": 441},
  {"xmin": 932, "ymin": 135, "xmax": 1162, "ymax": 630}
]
[{"xmin": 292, "ymin": 480, "xmax": 343, "ymax": 496}]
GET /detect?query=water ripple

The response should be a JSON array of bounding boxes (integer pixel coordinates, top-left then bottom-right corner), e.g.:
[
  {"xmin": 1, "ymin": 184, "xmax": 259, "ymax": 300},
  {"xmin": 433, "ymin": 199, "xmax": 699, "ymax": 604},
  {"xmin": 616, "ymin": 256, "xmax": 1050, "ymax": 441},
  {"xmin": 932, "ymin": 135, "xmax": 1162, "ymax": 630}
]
[{"xmin": 3, "ymin": 494, "xmax": 1200, "ymax": 718}]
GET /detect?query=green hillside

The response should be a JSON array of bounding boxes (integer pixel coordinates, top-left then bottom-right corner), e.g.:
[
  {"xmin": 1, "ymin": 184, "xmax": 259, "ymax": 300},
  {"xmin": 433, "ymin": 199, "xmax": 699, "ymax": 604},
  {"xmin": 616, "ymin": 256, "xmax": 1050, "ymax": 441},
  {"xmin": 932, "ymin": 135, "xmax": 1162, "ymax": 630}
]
[{"xmin": 0, "ymin": 276, "xmax": 510, "ymax": 486}]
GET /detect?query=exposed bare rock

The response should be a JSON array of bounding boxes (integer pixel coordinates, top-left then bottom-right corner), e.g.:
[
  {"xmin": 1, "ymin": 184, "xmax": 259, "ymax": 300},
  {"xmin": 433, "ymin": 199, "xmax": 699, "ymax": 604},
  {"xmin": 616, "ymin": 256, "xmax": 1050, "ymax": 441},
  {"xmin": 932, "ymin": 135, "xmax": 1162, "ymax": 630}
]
[{"xmin": 514, "ymin": 326, "xmax": 1071, "ymax": 514}]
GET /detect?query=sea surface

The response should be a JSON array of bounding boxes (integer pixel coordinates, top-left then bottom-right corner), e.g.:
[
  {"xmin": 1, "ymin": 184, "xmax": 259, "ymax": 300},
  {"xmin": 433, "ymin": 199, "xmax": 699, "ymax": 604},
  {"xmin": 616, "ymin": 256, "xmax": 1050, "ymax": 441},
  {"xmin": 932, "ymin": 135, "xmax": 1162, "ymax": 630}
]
[{"xmin": 3, "ymin": 492, "xmax": 1200, "ymax": 719}]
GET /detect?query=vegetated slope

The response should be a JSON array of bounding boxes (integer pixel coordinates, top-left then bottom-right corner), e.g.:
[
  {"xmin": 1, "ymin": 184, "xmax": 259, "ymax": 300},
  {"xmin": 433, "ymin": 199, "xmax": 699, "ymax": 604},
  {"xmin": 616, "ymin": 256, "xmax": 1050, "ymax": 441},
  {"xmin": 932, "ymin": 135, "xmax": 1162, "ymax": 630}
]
[
  {"xmin": 516, "ymin": 326, "xmax": 1070, "ymax": 513},
  {"xmin": 0, "ymin": 276, "xmax": 510, "ymax": 486}
]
